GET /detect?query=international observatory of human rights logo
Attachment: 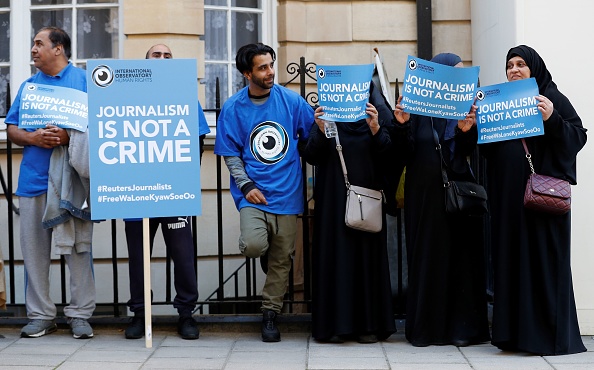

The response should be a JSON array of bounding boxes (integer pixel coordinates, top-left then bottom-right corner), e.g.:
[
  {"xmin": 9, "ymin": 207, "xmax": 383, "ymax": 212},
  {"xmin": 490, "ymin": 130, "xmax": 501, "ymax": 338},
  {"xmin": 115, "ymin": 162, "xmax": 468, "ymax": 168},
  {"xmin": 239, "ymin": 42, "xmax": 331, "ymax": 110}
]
[
  {"xmin": 92, "ymin": 64, "xmax": 153, "ymax": 87},
  {"xmin": 249, "ymin": 121, "xmax": 289, "ymax": 165}
]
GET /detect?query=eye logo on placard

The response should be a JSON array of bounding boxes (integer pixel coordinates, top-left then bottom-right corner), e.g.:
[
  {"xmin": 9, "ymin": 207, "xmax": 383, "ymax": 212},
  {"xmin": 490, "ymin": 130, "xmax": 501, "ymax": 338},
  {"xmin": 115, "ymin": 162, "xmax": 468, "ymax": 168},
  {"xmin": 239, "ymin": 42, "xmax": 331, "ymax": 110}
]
[
  {"xmin": 92, "ymin": 65, "xmax": 114, "ymax": 88},
  {"xmin": 27, "ymin": 84, "xmax": 37, "ymax": 91},
  {"xmin": 476, "ymin": 90, "xmax": 485, "ymax": 101},
  {"xmin": 250, "ymin": 121, "xmax": 289, "ymax": 165},
  {"xmin": 318, "ymin": 68, "xmax": 326, "ymax": 79},
  {"xmin": 408, "ymin": 59, "xmax": 418, "ymax": 70}
]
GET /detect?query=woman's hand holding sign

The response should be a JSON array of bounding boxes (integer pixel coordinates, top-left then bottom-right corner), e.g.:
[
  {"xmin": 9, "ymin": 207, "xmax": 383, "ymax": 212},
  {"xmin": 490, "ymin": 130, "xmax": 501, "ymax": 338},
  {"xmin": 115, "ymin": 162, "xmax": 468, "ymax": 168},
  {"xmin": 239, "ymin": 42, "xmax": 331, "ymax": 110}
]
[
  {"xmin": 536, "ymin": 95, "xmax": 553, "ymax": 121},
  {"xmin": 393, "ymin": 96, "xmax": 410, "ymax": 125},
  {"xmin": 365, "ymin": 103, "xmax": 381, "ymax": 135},
  {"xmin": 457, "ymin": 104, "xmax": 478, "ymax": 133},
  {"xmin": 313, "ymin": 106, "xmax": 326, "ymax": 133}
]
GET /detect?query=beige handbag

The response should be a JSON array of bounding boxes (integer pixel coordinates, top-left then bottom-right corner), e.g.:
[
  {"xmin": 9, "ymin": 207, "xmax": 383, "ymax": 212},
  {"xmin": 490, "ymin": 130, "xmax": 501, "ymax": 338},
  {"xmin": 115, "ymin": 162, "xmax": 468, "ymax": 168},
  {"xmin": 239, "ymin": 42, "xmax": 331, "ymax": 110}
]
[
  {"xmin": 345, "ymin": 185, "xmax": 384, "ymax": 233},
  {"xmin": 334, "ymin": 131, "xmax": 384, "ymax": 233}
]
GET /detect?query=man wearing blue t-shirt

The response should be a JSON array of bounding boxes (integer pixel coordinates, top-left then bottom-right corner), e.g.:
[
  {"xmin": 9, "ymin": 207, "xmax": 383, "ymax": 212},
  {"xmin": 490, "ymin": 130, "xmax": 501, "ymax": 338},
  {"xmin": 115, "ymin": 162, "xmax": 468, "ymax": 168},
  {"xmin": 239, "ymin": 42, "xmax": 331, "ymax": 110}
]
[
  {"xmin": 6, "ymin": 27, "xmax": 95, "ymax": 339},
  {"xmin": 123, "ymin": 44, "xmax": 210, "ymax": 340},
  {"xmin": 214, "ymin": 43, "xmax": 314, "ymax": 342}
]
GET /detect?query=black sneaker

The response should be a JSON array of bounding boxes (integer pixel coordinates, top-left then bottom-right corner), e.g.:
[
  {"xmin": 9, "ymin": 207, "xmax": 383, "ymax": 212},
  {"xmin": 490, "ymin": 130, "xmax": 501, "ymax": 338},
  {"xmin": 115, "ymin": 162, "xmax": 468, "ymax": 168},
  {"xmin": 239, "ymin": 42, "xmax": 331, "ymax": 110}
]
[
  {"xmin": 124, "ymin": 315, "xmax": 145, "ymax": 339},
  {"xmin": 261, "ymin": 309, "xmax": 280, "ymax": 342},
  {"xmin": 178, "ymin": 315, "xmax": 199, "ymax": 340}
]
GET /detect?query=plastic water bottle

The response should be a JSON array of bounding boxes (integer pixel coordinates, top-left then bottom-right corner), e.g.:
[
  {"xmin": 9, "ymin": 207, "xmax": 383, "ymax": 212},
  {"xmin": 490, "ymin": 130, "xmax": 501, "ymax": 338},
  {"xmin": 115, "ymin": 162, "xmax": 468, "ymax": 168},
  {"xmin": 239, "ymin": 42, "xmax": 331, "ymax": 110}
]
[{"xmin": 324, "ymin": 120, "xmax": 337, "ymax": 138}]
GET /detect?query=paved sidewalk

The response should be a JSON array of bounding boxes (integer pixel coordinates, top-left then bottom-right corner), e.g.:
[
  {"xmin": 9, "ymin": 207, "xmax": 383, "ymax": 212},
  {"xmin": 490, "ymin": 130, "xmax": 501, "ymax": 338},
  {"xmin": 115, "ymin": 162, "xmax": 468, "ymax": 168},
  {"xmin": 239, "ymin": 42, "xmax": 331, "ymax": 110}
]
[{"xmin": 0, "ymin": 327, "xmax": 593, "ymax": 369}]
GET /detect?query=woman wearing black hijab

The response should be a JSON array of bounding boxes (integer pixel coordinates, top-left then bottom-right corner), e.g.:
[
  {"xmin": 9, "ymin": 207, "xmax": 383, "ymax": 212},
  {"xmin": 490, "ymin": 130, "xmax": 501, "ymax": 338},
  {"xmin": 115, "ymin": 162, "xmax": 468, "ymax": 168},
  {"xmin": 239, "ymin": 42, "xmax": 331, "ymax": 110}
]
[
  {"xmin": 302, "ymin": 82, "xmax": 397, "ymax": 344},
  {"xmin": 392, "ymin": 53, "xmax": 490, "ymax": 347},
  {"xmin": 482, "ymin": 45, "xmax": 587, "ymax": 355}
]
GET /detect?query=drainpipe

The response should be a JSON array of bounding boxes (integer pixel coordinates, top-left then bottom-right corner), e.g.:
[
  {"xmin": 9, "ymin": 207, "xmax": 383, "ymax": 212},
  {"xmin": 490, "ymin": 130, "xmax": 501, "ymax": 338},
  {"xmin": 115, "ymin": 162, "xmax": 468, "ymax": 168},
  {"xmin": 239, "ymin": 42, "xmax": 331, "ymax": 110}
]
[{"xmin": 416, "ymin": 0, "xmax": 433, "ymax": 60}]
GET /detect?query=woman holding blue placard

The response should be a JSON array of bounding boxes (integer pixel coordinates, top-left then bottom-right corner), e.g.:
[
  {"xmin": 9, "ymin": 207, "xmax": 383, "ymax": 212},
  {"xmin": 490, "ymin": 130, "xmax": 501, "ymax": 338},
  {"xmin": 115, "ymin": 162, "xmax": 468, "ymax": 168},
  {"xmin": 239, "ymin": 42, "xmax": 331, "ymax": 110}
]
[
  {"xmin": 302, "ymin": 81, "xmax": 397, "ymax": 344},
  {"xmin": 482, "ymin": 45, "xmax": 587, "ymax": 355},
  {"xmin": 392, "ymin": 53, "xmax": 490, "ymax": 347}
]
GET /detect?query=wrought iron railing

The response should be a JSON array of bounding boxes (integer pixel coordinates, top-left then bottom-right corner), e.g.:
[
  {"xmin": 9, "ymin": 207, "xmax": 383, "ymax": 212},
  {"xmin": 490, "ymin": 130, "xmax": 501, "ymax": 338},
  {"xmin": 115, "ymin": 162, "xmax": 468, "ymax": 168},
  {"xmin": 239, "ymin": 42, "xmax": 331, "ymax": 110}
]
[{"xmin": 0, "ymin": 58, "xmax": 408, "ymax": 322}]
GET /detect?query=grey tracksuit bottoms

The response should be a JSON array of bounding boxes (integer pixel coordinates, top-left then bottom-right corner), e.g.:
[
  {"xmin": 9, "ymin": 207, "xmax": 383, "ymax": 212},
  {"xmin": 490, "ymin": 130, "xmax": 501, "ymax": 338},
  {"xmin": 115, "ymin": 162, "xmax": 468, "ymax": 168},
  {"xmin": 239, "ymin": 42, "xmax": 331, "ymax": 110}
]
[{"xmin": 20, "ymin": 195, "xmax": 96, "ymax": 320}]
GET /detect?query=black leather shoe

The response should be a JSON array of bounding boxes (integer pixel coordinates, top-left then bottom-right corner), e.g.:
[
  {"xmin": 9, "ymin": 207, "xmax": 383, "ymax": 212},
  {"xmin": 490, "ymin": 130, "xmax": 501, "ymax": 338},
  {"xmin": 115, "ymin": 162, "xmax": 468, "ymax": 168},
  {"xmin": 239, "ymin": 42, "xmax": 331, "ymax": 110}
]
[
  {"xmin": 124, "ymin": 315, "xmax": 145, "ymax": 339},
  {"xmin": 317, "ymin": 335, "xmax": 345, "ymax": 344},
  {"xmin": 261, "ymin": 309, "xmax": 280, "ymax": 342},
  {"xmin": 452, "ymin": 339, "xmax": 470, "ymax": 347},
  {"xmin": 178, "ymin": 315, "xmax": 199, "ymax": 340},
  {"xmin": 357, "ymin": 334, "xmax": 378, "ymax": 344}
]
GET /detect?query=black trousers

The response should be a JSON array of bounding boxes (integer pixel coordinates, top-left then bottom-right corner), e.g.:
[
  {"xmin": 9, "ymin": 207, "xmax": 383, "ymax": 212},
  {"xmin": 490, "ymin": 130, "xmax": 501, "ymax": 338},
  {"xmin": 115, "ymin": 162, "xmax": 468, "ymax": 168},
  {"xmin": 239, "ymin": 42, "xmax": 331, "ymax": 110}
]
[{"xmin": 125, "ymin": 217, "xmax": 198, "ymax": 316}]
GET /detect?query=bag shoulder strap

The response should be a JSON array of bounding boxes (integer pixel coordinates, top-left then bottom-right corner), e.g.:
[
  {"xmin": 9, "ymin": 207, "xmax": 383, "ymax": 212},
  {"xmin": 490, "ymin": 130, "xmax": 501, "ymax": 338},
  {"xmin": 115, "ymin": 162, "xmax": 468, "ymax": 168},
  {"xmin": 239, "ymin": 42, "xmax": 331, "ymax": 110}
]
[
  {"xmin": 334, "ymin": 129, "xmax": 385, "ymax": 202},
  {"xmin": 333, "ymin": 131, "xmax": 350, "ymax": 188},
  {"xmin": 521, "ymin": 138, "xmax": 536, "ymax": 174},
  {"xmin": 430, "ymin": 118, "xmax": 450, "ymax": 187}
]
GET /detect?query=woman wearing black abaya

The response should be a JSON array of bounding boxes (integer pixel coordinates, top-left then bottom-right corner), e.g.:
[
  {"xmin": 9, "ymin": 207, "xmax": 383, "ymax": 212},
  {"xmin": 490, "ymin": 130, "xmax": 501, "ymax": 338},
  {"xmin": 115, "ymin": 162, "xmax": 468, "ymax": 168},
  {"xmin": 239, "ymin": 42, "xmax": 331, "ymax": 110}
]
[
  {"xmin": 481, "ymin": 45, "xmax": 587, "ymax": 355},
  {"xmin": 392, "ymin": 53, "xmax": 490, "ymax": 347},
  {"xmin": 302, "ymin": 87, "xmax": 396, "ymax": 344}
]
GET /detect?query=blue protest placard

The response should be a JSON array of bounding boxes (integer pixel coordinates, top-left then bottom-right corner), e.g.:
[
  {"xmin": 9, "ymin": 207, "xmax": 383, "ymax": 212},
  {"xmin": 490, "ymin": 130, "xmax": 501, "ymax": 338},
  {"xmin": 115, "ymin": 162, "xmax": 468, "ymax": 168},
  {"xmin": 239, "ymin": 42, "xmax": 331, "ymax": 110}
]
[
  {"xmin": 401, "ymin": 55, "xmax": 479, "ymax": 120},
  {"xmin": 18, "ymin": 83, "xmax": 88, "ymax": 132},
  {"xmin": 475, "ymin": 78, "xmax": 543, "ymax": 144},
  {"xmin": 87, "ymin": 59, "xmax": 202, "ymax": 220},
  {"xmin": 316, "ymin": 64, "xmax": 374, "ymax": 122}
]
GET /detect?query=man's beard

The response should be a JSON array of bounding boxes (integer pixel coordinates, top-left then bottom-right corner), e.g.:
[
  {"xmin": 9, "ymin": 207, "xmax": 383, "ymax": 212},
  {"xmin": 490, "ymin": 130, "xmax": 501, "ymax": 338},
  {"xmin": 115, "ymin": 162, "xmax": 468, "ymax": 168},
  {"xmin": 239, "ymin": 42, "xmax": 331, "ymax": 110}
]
[{"xmin": 251, "ymin": 74, "xmax": 274, "ymax": 90}]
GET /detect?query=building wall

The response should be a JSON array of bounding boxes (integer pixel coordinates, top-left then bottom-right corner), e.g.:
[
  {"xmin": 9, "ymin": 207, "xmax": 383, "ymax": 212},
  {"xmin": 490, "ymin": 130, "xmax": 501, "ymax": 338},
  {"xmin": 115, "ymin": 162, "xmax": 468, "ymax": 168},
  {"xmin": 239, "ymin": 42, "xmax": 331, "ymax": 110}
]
[
  {"xmin": 276, "ymin": 0, "xmax": 472, "ymax": 104},
  {"xmin": 122, "ymin": 0, "xmax": 207, "ymax": 101}
]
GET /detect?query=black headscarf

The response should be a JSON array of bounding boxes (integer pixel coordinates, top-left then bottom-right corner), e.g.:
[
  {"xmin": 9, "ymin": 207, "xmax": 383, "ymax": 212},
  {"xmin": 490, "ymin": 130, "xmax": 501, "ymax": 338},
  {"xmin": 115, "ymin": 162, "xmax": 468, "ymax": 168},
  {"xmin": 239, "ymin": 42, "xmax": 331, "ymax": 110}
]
[
  {"xmin": 505, "ymin": 44, "xmax": 586, "ymax": 184},
  {"xmin": 505, "ymin": 45, "xmax": 556, "ymax": 97},
  {"xmin": 431, "ymin": 53, "xmax": 462, "ymax": 67}
]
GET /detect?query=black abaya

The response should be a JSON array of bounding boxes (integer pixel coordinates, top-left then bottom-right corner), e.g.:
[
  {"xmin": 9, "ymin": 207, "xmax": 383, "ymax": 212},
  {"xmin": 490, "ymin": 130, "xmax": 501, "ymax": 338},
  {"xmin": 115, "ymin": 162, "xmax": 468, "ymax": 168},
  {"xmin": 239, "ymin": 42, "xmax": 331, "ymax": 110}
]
[
  {"xmin": 481, "ymin": 45, "xmax": 587, "ymax": 355},
  {"xmin": 302, "ymin": 119, "xmax": 396, "ymax": 341},
  {"xmin": 392, "ymin": 115, "xmax": 491, "ymax": 347}
]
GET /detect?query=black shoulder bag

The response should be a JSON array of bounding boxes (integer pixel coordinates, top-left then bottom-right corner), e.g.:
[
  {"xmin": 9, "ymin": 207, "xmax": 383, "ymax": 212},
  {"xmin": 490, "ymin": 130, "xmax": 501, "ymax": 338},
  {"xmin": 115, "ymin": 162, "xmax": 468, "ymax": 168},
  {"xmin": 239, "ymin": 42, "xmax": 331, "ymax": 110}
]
[{"xmin": 430, "ymin": 119, "xmax": 487, "ymax": 216}]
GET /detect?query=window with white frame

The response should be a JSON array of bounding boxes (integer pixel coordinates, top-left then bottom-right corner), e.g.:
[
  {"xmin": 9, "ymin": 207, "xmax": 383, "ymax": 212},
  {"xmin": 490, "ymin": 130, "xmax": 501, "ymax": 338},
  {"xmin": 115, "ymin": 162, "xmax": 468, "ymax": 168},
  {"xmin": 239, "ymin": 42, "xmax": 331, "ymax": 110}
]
[
  {"xmin": 30, "ymin": 0, "xmax": 119, "ymax": 72},
  {"xmin": 204, "ymin": 0, "xmax": 270, "ymax": 110},
  {"xmin": 0, "ymin": 0, "xmax": 9, "ymax": 117},
  {"xmin": 0, "ymin": 0, "xmax": 120, "ymax": 119}
]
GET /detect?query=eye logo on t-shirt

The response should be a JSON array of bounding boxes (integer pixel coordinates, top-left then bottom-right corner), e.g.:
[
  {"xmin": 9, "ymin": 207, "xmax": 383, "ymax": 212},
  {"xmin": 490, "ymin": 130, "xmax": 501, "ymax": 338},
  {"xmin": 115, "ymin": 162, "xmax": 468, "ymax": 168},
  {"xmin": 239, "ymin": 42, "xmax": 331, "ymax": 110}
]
[{"xmin": 250, "ymin": 121, "xmax": 289, "ymax": 165}]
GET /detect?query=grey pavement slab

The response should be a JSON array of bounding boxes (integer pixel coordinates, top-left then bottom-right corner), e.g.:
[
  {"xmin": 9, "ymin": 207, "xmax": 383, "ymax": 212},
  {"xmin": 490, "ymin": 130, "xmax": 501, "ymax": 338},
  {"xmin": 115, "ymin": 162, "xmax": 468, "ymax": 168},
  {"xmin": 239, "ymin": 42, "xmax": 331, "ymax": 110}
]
[
  {"xmin": 465, "ymin": 356, "xmax": 555, "ymax": 370},
  {"xmin": 0, "ymin": 342, "xmax": 83, "ymax": 356},
  {"xmin": 225, "ymin": 350, "xmax": 307, "ymax": 370},
  {"xmin": 0, "ymin": 353, "xmax": 69, "ymax": 367},
  {"xmin": 0, "ymin": 327, "xmax": 593, "ymax": 369},
  {"xmin": 544, "ymin": 350, "xmax": 594, "ymax": 364},
  {"xmin": 68, "ymin": 348, "xmax": 156, "ymax": 363},
  {"xmin": 389, "ymin": 365, "xmax": 473, "ymax": 370},
  {"xmin": 56, "ymin": 363, "xmax": 143, "ymax": 370},
  {"xmin": 307, "ymin": 356, "xmax": 390, "ymax": 370},
  {"xmin": 152, "ymin": 345, "xmax": 231, "ymax": 358},
  {"xmin": 143, "ymin": 356, "xmax": 227, "ymax": 369}
]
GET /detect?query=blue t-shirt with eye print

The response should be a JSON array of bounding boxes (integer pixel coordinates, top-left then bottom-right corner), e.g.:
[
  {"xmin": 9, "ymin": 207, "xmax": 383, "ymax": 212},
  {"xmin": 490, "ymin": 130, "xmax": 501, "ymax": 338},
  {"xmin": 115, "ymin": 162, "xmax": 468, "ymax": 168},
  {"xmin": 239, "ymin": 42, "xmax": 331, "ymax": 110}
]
[{"xmin": 214, "ymin": 84, "xmax": 314, "ymax": 214}]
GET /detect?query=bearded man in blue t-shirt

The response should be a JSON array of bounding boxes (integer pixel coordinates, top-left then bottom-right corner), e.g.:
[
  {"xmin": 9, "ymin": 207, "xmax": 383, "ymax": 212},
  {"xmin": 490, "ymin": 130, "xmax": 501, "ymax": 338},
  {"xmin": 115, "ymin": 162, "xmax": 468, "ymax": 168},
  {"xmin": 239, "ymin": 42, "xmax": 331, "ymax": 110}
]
[{"xmin": 214, "ymin": 43, "xmax": 314, "ymax": 342}]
